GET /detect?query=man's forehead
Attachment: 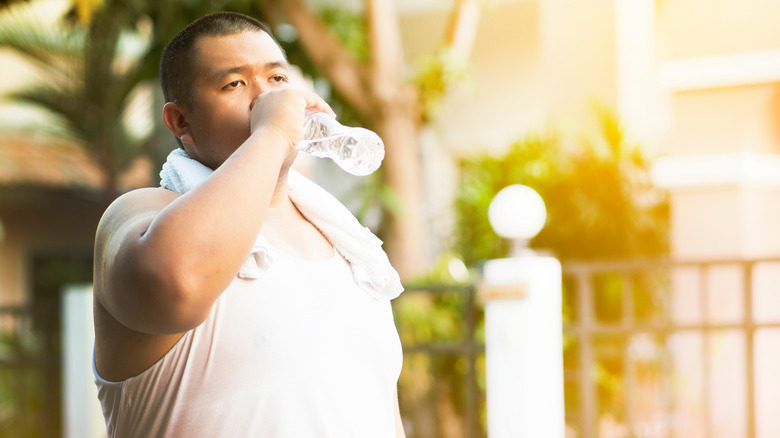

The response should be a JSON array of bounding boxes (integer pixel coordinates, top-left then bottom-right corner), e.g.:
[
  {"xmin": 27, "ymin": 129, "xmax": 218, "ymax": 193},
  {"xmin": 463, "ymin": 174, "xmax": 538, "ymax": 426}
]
[{"xmin": 192, "ymin": 32, "xmax": 288, "ymax": 75}]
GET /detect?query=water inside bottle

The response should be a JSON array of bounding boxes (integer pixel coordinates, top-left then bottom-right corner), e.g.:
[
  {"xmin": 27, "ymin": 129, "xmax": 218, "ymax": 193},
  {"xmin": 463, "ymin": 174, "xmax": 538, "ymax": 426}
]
[{"xmin": 295, "ymin": 113, "xmax": 385, "ymax": 176}]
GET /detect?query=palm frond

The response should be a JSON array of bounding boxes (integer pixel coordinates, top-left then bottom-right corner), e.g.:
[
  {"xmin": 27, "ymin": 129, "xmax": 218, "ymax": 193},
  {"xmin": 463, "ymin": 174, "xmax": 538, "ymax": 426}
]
[
  {"xmin": 0, "ymin": 0, "xmax": 86, "ymax": 84},
  {"xmin": 8, "ymin": 84, "xmax": 84, "ymax": 142},
  {"xmin": 0, "ymin": 0, "xmax": 159, "ymax": 196}
]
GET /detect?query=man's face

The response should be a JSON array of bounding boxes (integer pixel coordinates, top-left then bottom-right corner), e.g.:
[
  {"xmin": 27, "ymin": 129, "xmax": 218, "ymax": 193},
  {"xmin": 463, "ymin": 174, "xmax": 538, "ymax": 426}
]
[{"xmin": 183, "ymin": 31, "xmax": 291, "ymax": 169}]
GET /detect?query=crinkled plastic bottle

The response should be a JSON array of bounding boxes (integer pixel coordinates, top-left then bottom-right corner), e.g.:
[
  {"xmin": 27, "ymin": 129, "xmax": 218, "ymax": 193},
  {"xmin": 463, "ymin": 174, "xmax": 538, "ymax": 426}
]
[{"xmin": 296, "ymin": 112, "xmax": 385, "ymax": 176}]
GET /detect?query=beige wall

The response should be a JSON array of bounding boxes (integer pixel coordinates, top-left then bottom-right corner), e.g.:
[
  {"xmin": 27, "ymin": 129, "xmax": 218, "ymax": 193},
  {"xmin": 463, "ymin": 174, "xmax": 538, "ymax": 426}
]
[
  {"xmin": 657, "ymin": 0, "xmax": 780, "ymax": 60},
  {"xmin": 666, "ymin": 84, "xmax": 780, "ymax": 156},
  {"xmin": 400, "ymin": 0, "xmax": 623, "ymax": 155},
  {"xmin": 395, "ymin": 0, "xmax": 780, "ymax": 158},
  {"xmin": 401, "ymin": 1, "xmax": 545, "ymax": 156},
  {"xmin": 540, "ymin": 0, "xmax": 618, "ymax": 119},
  {"xmin": 669, "ymin": 186, "xmax": 780, "ymax": 259}
]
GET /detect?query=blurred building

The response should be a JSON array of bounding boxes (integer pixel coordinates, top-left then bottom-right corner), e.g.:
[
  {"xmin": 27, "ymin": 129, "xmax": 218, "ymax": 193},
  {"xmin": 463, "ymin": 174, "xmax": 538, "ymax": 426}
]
[
  {"xmin": 398, "ymin": 0, "xmax": 780, "ymax": 437},
  {"xmin": 0, "ymin": 137, "xmax": 150, "ymax": 310},
  {"xmin": 400, "ymin": 0, "xmax": 780, "ymax": 259}
]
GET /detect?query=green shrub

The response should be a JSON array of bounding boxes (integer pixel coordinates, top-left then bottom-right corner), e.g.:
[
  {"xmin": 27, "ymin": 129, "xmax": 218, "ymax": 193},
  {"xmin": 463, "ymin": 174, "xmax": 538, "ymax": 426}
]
[{"xmin": 454, "ymin": 106, "xmax": 669, "ymax": 265}]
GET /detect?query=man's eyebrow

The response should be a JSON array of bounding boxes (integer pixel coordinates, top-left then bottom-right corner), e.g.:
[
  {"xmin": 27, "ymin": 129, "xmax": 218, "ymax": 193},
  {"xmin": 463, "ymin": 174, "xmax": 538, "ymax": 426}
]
[{"xmin": 211, "ymin": 60, "xmax": 291, "ymax": 80}]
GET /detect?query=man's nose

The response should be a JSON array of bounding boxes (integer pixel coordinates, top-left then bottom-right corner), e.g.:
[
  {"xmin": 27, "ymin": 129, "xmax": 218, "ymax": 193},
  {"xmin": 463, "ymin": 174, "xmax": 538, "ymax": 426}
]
[{"xmin": 248, "ymin": 80, "xmax": 270, "ymax": 110}]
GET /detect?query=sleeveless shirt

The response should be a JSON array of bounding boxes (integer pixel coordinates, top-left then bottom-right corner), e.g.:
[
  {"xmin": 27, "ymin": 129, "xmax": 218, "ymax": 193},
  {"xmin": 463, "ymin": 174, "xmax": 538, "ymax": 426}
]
[{"xmin": 93, "ymin": 245, "xmax": 403, "ymax": 438}]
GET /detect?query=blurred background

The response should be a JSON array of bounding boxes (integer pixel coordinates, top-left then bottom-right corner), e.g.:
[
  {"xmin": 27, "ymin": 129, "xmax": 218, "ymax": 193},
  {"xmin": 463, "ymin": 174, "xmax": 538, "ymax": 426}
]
[{"xmin": 1, "ymin": 0, "xmax": 780, "ymax": 437}]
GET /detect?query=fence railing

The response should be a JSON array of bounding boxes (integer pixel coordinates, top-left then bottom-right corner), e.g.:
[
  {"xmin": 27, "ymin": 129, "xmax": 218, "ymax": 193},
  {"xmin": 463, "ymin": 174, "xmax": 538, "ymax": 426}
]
[
  {"xmin": 393, "ymin": 283, "xmax": 485, "ymax": 438},
  {"xmin": 562, "ymin": 256, "xmax": 780, "ymax": 438}
]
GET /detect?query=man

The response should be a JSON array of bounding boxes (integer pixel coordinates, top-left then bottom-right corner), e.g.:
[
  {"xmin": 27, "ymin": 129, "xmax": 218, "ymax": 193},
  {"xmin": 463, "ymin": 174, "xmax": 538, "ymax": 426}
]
[{"xmin": 92, "ymin": 12, "xmax": 405, "ymax": 437}]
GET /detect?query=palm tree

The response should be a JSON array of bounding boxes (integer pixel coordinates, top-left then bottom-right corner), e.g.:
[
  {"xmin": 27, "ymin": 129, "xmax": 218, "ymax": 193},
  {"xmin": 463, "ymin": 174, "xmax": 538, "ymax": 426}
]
[{"xmin": 0, "ymin": 0, "xmax": 152, "ymax": 204}]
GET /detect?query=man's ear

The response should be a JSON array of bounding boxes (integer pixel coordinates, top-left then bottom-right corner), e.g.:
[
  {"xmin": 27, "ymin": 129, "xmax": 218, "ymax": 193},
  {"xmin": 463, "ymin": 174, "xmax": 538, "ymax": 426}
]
[{"xmin": 163, "ymin": 102, "xmax": 194, "ymax": 145}]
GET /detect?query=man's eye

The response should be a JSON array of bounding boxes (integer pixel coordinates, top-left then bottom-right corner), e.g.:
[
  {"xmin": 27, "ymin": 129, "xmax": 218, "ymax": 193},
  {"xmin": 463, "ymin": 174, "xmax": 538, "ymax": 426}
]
[
  {"xmin": 271, "ymin": 75, "xmax": 288, "ymax": 83},
  {"xmin": 224, "ymin": 80, "xmax": 243, "ymax": 89}
]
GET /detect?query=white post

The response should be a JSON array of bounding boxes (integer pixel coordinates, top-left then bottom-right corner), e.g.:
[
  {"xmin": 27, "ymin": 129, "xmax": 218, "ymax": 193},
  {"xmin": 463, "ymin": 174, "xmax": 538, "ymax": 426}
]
[
  {"xmin": 62, "ymin": 284, "xmax": 106, "ymax": 438},
  {"xmin": 481, "ymin": 184, "xmax": 565, "ymax": 437},
  {"xmin": 481, "ymin": 255, "xmax": 565, "ymax": 438}
]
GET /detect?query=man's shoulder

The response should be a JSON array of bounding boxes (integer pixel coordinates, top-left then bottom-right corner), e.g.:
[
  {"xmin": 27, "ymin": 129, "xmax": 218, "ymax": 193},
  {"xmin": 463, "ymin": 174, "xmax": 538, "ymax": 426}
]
[
  {"xmin": 96, "ymin": 187, "xmax": 178, "ymax": 241},
  {"xmin": 110, "ymin": 186, "xmax": 179, "ymax": 210},
  {"xmin": 104, "ymin": 187, "xmax": 178, "ymax": 218}
]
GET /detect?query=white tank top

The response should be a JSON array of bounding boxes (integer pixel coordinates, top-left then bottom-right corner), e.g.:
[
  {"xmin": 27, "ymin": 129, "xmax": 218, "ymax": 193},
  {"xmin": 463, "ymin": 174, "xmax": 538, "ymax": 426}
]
[{"xmin": 93, "ymin": 246, "xmax": 403, "ymax": 438}]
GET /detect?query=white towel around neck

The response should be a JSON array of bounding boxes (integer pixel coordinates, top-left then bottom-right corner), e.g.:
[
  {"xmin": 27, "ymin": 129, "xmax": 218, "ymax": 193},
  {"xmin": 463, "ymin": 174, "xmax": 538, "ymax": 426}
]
[{"xmin": 159, "ymin": 148, "xmax": 403, "ymax": 301}]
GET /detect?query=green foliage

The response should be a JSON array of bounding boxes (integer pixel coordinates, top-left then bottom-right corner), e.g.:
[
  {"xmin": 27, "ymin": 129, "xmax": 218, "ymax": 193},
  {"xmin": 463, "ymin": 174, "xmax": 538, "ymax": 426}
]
[
  {"xmin": 412, "ymin": 48, "xmax": 469, "ymax": 123},
  {"xmin": 0, "ymin": 329, "xmax": 44, "ymax": 436},
  {"xmin": 395, "ymin": 293, "xmax": 462, "ymax": 346},
  {"xmin": 319, "ymin": 6, "xmax": 368, "ymax": 62},
  {"xmin": 454, "ymin": 106, "xmax": 669, "ymax": 265}
]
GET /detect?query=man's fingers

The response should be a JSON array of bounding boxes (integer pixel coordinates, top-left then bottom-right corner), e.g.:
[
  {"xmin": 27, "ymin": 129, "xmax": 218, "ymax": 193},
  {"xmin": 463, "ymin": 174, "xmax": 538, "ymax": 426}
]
[{"xmin": 301, "ymin": 91, "xmax": 336, "ymax": 118}]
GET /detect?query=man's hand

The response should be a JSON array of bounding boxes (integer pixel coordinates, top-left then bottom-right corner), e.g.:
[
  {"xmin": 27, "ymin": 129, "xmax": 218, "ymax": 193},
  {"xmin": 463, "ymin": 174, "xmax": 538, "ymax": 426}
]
[{"xmin": 249, "ymin": 88, "xmax": 336, "ymax": 153}]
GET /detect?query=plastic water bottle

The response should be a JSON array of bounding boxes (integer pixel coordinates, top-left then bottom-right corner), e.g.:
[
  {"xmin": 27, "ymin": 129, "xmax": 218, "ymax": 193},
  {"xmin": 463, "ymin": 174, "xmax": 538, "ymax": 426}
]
[{"xmin": 296, "ymin": 112, "xmax": 385, "ymax": 176}]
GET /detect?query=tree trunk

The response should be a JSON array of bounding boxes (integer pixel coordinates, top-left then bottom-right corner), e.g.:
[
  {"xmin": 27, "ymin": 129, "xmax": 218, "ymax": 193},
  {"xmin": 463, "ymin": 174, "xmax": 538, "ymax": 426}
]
[{"xmin": 368, "ymin": 100, "xmax": 427, "ymax": 279}]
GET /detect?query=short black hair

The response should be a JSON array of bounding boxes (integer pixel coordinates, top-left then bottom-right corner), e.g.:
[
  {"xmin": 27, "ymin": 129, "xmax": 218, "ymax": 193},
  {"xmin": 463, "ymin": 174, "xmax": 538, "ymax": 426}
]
[{"xmin": 160, "ymin": 12, "xmax": 282, "ymax": 107}]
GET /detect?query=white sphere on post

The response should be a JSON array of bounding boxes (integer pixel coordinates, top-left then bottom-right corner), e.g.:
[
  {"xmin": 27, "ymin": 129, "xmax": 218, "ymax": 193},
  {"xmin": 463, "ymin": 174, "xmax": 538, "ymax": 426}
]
[{"xmin": 487, "ymin": 184, "xmax": 547, "ymax": 256}]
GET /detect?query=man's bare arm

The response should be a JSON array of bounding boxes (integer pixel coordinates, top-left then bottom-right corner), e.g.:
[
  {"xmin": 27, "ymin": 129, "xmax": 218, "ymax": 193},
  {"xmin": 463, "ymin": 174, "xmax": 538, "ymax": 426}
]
[
  {"xmin": 95, "ymin": 131, "xmax": 288, "ymax": 334},
  {"xmin": 94, "ymin": 89, "xmax": 333, "ymax": 335}
]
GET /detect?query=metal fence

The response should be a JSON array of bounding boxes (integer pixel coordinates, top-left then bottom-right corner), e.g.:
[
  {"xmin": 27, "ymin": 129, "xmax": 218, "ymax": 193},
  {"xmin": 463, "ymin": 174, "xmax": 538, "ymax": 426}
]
[
  {"xmin": 562, "ymin": 256, "xmax": 780, "ymax": 438},
  {"xmin": 395, "ymin": 256, "xmax": 780, "ymax": 438},
  {"xmin": 393, "ymin": 283, "xmax": 485, "ymax": 438}
]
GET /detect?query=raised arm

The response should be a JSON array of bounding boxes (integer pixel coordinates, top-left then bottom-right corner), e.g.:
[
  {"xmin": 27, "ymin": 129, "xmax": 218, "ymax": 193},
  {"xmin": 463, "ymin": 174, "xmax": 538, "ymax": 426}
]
[{"xmin": 94, "ymin": 88, "xmax": 333, "ymax": 335}]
